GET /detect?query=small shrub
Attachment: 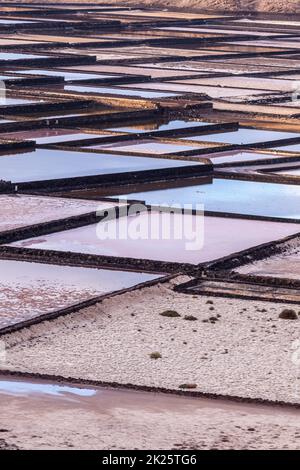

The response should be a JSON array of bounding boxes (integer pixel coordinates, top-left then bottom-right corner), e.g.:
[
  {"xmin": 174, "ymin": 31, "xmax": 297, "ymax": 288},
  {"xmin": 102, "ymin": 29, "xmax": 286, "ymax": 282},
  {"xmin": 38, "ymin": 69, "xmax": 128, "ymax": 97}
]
[
  {"xmin": 209, "ymin": 316, "xmax": 218, "ymax": 322},
  {"xmin": 160, "ymin": 310, "xmax": 181, "ymax": 318},
  {"xmin": 179, "ymin": 383, "xmax": 197, "ymax": 389},
  {"xmin": 184, "ymin": 315, "xmax": 197, "ymax": 321},
  {"xmin": 150, "ymin": 352, "xmax": 162, "ymax": 360},
  {"xmin": 279, "ymin": 309, "xmax": 298, "ymax": 320}
]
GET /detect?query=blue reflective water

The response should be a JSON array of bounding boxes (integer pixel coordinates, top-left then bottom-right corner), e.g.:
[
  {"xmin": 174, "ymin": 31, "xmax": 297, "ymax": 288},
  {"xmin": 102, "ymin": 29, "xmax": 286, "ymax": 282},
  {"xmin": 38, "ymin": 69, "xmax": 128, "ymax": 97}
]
[
  {"xmin": 113, "ymin": 178, "xmax": 300, "ymax": 219},
  {"xmin": 65, "ymin": 85, "xmax": 179, "ymax": 98},
  {"xmin": 107, "ymin": 120, "xmax": 213, "ymax": 133},
  {"xmin": 273, "ymin": 168, "xmax": 300, "ymax": 176},
  {"xmin": 271, "ymin": 143, "xmax": 300, "ymax": 152},
  {"xmin": 181, "ymin": 128, "xmax": 299, "ymax": 145},
  {"xmin": 16, "ymin": 69, "xmax": 116, "ymax": 81},
  {"xmin": 0, "ymin": 52, "xmax": 48, "ymax": 60},
  {"xmin": 0, "ymin": 380, "xmax": 96, "ymax": 397},
  {"xmin": 0, "ymin": 19, "xmax": 34, "ymax": 24},
  {"xmin": 0, "ymin": 148, "xmax": 202, "ymax": 183}
]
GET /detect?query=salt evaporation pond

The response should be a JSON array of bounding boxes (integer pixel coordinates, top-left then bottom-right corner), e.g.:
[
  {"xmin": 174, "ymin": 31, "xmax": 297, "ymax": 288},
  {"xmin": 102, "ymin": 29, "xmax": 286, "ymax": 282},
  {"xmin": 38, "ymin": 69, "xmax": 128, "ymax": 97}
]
[
  {"xmin": 181, "ymin": 128, "xmax": 299, "ymax": 145},
  {"xmin": 270, "ymin": 143, "xmax": 300, "ymax": 152},
  {"xmin": 92, "ymin": 140, "xmax": 204, "ymax": 154},
  {"xmin": 10, "ymin": 213, "xmax": 300, "ymax": 265},
  {"xmin": 0, "ymin": 259, "xmax": 159, "ymax": 330},
  {"xmin": 0, "ymin": 129, "xmax": 116, "ymax": 145},
  {"xmin": 65, "ymin": 85, "xmax": 179, "ymax": 99},
  {"xmin": 0, "ymin": 148, "xmax": 201, "ymax": 183},
  {"xmin": 206, "ymin": 150, "xmax": 291, "ymax": 165},
  {"xmin": 273, "ymin": 167, "xmax": 300, "ymax": 176},
  {"xmin": 15, "ymin": 69, "xmax": 117, "ymax": 81},
  {"xmin": 112, "ymin": 178, "xmax": 300, "ymax": 220},
  {"xmin": 237, "ymin": 243, "xmax": 300, "ymax": 280},
  {"xmin": 0, "ymin": 195, "xmax": 121, "ymax": 232},
  {"xmin": 107, "ymin": 119, "xmax": 214, "ymax": 133}
]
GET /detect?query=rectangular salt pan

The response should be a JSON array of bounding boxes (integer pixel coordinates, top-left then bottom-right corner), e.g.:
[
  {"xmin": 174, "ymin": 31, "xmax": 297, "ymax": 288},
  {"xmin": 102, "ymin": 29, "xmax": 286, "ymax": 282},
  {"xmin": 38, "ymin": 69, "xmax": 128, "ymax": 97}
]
[
  {"xmin": 107, "ymin": 120, "xmax": 213, "ymax": 134},
  {"xmin": 15, "ymin": 69, "xmax": 117, "ymax": 81},
  {"xmin": 0, "ymin": 129, "xmax": 111, "ymax": 145},
  {"xmin": 0, "ymin": 148, "xmax": 202, "ymax": 183},
  {"xmin": 237, "ymin": 246, "xmax": 300, "ymax": 280},
  {"xmin": 0, "ymin": 195, "xmax": 121, "ymax": 232},
  {"xmin": 10, "ymin": 213, "xmax": 300, "ymax": 265},
  {"xmin": 65, "ymin": 85, "xmax": 179, "ymax": 98},
  {"xmin": 271, "ymin": 143, "xmax": 300, "ymax": 152},
  {"xmin": 273, "ymin": 168, "xmax": 300, "ymax": 176},
  {"xmin": 113, "ymin": 178, "xmax": 300, "ymax": 220},
  {"xmin": 0, "ymin": 259, "xmax": 159, "ymax": 329},
  {"xmin": 0, "ymin": 53, "xmax": 48, "ymax": 60},
  {"xmin": 91, "ymin": 141, "xmax": 203, "ymax": 154},
  {"xmin": 181, "ymin": 129, "xmax": 299, "ymax": 146}
]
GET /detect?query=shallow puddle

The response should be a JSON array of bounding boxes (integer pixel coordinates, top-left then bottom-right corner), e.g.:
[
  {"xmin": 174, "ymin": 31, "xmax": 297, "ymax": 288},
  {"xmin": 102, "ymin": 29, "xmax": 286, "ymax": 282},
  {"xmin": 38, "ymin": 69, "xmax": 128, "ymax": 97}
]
[{"xmin": 0, "ymin": 379, "xmax": 96, "ymax": 398}]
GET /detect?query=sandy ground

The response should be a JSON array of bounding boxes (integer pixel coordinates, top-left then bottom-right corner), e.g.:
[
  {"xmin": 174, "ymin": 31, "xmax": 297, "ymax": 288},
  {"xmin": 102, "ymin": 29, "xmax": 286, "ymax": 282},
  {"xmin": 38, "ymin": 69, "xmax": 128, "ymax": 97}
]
[
  {"xmin": 1, "ymin": 375, "xmax": 300, "ymax": 450},
  {"xmin": 0, "ymin": 195, "xmax": 119, "ymax": 232},
  {"xmin": 14, "ymin": 1, "xmax": 300, "ymax": 14},
  {"xmin": 3, "ymin": 276, "xmax": 300, "ymax": 405}
]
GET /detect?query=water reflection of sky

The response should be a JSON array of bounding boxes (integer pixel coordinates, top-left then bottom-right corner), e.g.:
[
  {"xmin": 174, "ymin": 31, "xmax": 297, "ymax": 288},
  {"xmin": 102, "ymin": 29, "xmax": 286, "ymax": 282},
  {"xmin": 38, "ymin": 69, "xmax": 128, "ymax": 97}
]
[
  {"xmin": 115, "ymin": 178, "xmax": 300, "ymax": 219},
  {"xmin": 65, "ymin": 84, "xmax": 179, "ymax": 98},
  {"xmin": 181, "ymin": 128, "xmax": 299, "ymax": 145},
  {"xmin": 107, "ymin": 119, "xmax": 212, "ymax": 133},
  {"xmin": 0, "ymin": 149, "xmax": 200, "ymax": 183},
  {"xmin": 271, "ymin": 143, "xmax": 300, "ymax": 152},
  {"xmin": 0, "ymin": 380, "xmax": 96, "ymax": 397}
]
